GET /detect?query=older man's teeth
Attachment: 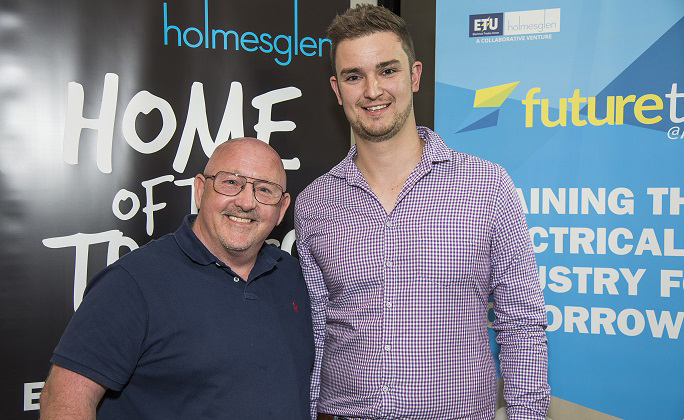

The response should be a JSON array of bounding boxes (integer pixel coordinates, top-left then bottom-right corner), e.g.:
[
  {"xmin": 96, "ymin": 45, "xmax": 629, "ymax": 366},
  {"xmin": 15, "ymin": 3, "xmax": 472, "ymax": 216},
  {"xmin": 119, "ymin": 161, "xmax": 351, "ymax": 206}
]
[
  {"xmin": 229, "ymin": 215, "xmax": 251, "ymax": 223},
  {"xmin": 366, "ymin": 104, "xmax": 388, "ymax": 111}
]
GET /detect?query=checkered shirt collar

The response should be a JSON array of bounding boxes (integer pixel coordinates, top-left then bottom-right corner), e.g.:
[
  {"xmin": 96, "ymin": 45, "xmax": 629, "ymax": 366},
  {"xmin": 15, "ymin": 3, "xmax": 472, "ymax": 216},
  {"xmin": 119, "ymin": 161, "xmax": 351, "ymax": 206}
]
[{"xmin": 328, "ymin": 126, "xmax": 453, "ymax": 184}]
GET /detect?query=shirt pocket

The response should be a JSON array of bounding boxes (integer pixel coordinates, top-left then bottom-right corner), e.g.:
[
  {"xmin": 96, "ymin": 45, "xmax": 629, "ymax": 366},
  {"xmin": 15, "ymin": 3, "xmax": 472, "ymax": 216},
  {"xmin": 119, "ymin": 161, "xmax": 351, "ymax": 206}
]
[{"xmin": 414, "ymin": 220, "xmax": 482, "ymax": 288}]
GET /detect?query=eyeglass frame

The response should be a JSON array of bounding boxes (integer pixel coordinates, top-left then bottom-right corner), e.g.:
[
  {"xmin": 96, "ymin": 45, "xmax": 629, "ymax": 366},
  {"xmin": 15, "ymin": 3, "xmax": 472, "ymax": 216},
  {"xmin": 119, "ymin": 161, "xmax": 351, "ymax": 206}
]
[{"xmin": 202, "ymin": 171, "xmax": 287, "ymax": 206}]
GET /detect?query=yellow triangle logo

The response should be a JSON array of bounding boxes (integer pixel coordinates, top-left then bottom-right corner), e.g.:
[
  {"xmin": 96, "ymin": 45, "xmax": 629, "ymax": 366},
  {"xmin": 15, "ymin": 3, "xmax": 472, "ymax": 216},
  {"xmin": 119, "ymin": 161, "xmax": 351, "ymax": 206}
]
[{"xmin": 473, "ymin": 81, "xmax": 520, "ymax": 108}]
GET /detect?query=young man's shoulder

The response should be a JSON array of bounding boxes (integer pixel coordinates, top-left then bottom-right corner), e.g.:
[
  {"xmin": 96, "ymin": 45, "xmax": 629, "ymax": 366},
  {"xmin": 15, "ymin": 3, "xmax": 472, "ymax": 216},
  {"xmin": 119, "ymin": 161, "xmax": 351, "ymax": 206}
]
[
  {"xmin": 419, "ymin": 126, "xmax": 503, "ymax": 174},
  {"xmin": 295, "ymin": 165, "xmax": 348, "ymax": 212},
  {"xmin": 450, "ymin": 150, "xmax": 503, "ymax": 173}
]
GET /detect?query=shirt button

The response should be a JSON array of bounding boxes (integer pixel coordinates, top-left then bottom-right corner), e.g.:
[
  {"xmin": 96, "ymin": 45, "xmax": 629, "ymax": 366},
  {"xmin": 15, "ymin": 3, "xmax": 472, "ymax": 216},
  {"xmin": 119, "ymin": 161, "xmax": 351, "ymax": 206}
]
[
  {"xmin": 386, "ymin": 220, "xmax": 393, "ymax": 227},
  {"xmin": 233, "ymin": 277, "xmax": 240, "ymax": 283},
  {"xmin": 385, "ymin": 301, "xmax": 393, "ymax": 309},
  {"xmin": 386, "ymin": 261, "xmax": 393, "ymax": 267},
  {"xmin": 384, "ymin": 344, "xmax": 391, "ymax": 351},
  {"xmin": 381, "ymin": 385, "xmax": 389, "ymax": 392}
]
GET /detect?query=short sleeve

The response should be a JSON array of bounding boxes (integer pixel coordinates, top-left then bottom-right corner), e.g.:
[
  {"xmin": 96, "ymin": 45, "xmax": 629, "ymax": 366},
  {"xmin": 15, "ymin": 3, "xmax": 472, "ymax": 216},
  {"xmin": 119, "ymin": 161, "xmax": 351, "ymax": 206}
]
[{"xmin": 51, "ymin": 264, "xmax": 148, "ymax": 391}]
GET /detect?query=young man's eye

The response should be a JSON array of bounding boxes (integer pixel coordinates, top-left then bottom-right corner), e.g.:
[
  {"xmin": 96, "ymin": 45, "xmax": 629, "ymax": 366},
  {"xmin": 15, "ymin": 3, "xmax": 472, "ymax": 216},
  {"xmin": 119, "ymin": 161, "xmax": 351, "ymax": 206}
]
[
  {"xmin": 382, "ymin": 68, "xmax": 396, "ymax": 75},
  {"xmin": 346, "ymin": 75, "xmax": 360, "ymax": 82}
]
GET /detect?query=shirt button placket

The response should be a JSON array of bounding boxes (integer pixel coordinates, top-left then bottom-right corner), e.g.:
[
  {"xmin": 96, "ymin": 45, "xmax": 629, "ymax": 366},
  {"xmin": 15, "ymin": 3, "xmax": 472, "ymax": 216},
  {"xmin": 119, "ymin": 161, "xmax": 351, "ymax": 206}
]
[{"xmin": 381, "ymin": 215, "xmax": 396, "ymax": 414}]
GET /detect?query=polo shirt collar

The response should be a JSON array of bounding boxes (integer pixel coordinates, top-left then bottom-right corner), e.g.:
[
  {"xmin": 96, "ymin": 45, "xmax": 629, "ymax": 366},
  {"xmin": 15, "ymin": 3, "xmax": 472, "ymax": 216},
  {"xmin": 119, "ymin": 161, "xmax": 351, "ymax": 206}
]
[
  {"xmin": 175, "ymin": 215, "xmax": 217, "ymax": 265},
  {"xmin": 174, "ymin": 215, "xmax": 282, "ymax": 276},
  {"xmin": 248, "ymin": 243, "xmax": 281, "ymax": 281}
]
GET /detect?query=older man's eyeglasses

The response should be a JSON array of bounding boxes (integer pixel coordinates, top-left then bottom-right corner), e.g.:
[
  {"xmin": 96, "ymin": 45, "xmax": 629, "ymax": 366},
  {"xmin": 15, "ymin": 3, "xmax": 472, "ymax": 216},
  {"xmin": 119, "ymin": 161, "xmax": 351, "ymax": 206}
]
[{"xmin": 204, "ymin": 171, "xmax": 285, "ymax": 205}]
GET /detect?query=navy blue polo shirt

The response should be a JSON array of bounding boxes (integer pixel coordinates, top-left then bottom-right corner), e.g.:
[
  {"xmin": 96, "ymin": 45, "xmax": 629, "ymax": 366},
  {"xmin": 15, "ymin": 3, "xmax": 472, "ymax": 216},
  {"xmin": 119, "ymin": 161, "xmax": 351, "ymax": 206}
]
[{"xmin": 52, "ymin": 215, "xmax": 314, "ymax": 419}]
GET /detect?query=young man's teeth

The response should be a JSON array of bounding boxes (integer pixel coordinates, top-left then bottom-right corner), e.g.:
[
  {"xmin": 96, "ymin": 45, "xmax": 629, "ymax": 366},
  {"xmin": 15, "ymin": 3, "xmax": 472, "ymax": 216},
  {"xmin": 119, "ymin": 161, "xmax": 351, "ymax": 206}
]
[
  {"xmin": 366, "ymin": 104, "xmax": 388, "ymax": 111},
  {"xmin": 229, "ymin": 215, "xmax": 251, "ymax": 223}
]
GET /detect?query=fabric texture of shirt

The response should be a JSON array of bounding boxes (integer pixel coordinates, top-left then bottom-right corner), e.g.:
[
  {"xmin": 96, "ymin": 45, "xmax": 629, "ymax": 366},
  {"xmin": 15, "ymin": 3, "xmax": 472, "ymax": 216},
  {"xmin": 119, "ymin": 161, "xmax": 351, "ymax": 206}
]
[
  {"xmin": 52, "ymin": 215, "xmax": 314, "ymax": 419},
  {"xmin": 294, "ymin": 127, "xmax": 549, "ymax": 420}
]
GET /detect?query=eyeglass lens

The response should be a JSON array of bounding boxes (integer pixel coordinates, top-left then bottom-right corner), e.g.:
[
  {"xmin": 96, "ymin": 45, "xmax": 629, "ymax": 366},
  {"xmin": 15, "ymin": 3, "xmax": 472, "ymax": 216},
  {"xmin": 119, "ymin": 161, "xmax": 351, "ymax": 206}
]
[{"xmin": 212, "ymin": 172, "xmax": 282, "ymax": 204}]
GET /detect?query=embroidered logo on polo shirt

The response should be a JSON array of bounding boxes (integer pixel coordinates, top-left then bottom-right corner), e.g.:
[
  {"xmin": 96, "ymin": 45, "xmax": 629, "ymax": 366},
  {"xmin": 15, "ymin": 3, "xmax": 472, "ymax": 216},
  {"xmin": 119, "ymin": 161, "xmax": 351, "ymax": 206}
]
[{"xmin": 292, "ymin": 301, "xmax": 298, "ymax": 313}]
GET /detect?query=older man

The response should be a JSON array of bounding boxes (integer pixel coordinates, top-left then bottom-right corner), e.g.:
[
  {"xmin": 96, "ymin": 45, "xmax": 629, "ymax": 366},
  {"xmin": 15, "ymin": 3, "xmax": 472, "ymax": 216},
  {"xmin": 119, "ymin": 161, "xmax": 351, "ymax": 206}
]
[
  {"xmin": 41, "ymin": 138, "xmax": 313, "ymax": 419},
  {"xmin": 295, "ymin": 5, "xmax": 549, "ymax": 420}
]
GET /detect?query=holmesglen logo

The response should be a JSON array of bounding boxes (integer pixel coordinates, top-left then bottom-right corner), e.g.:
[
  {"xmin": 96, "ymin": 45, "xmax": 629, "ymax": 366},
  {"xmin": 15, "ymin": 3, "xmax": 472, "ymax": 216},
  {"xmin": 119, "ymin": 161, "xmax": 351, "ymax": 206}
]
[{"xmin": 163, "ymin": 0, "xmax": 331, "ymax": 66}]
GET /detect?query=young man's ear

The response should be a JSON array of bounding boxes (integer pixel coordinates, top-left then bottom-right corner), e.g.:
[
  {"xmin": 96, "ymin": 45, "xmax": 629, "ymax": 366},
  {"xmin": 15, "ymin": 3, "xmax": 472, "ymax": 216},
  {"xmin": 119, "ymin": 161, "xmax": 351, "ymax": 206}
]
[
  {"xmin": 411, "ymin": 61, "xmax": 423, "ymax": 93},
  {"xmin": 330, "ymin": 76, "xmax": 343, "ymax": 105}
]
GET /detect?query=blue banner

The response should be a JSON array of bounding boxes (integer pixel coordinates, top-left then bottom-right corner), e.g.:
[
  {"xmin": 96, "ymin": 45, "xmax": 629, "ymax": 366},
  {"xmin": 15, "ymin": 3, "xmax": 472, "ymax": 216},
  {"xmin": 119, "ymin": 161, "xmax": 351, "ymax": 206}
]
[{"xmin": 436, "ymin": 1, "xmax": 684, "ymax": 419}]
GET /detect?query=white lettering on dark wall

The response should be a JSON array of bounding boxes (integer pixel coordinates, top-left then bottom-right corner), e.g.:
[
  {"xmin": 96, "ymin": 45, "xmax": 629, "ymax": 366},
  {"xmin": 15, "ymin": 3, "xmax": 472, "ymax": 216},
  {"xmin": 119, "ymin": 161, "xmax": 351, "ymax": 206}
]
[
  {"xmin": 43, "ymin": 231, "xmax": 139, "ymax": 310},
  {"xmin": 49, "ymin": 72, "xmax": 302, "ymax": 311},
  {"xmin": 24, "ymin": 382, "xmax": 44, "ymax": 411},
  {"xmin": 62, "ymin": 73, "xmax": 302, "ymax": 174}
]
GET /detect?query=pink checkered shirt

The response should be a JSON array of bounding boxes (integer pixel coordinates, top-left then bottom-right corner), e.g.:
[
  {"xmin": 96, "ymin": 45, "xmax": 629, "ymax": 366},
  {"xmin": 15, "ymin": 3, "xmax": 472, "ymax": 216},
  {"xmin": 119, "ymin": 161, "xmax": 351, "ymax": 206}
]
[{"xmin": 294, "ymin": 127, "xmax": 549, "ymax": 420}]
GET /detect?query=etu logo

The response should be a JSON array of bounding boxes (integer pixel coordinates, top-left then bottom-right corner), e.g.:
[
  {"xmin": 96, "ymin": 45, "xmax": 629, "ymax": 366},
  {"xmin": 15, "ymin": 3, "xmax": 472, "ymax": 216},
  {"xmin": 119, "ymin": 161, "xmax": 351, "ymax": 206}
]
[
  {"xmin": 475, "ymin": 17, "xmax": 498, "ymax": 31},
  {"xmin": 470, "ymin": 13, "xmax": 503, "ymax": 37}
]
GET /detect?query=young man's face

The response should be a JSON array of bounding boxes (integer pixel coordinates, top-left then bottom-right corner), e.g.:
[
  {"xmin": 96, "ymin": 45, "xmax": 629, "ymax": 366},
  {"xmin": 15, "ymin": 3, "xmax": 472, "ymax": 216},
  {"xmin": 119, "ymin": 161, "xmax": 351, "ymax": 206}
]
[{"xmin": 330, "ymin": 31, "xmax": 422, "ymax": 143}]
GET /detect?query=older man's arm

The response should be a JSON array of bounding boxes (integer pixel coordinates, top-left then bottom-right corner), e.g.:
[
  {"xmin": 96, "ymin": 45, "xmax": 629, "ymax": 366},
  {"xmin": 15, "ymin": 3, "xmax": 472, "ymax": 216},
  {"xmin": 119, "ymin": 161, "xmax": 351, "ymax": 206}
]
[{"xmin": 40, "ymin": 365, "xmax": 106, "ymax": 420}]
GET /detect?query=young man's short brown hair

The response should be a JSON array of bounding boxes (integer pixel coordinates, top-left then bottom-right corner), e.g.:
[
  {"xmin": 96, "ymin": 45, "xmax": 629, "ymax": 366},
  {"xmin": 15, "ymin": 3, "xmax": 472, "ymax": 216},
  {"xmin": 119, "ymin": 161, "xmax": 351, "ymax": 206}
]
[{"xmin": 326, "ymin": 4, "xmax": 416, "ymax": 74}]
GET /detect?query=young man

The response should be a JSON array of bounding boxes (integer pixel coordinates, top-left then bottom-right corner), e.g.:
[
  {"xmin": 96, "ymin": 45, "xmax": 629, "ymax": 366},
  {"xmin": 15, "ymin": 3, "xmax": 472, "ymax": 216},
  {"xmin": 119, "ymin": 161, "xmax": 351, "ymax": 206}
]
[
  {"xmin": 41, "ymin": 138, "xmax": 314, "ymax": 419},
  {"xmin": 295, "ymin": 5, "xmax": 550, "ymax": 419}
]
